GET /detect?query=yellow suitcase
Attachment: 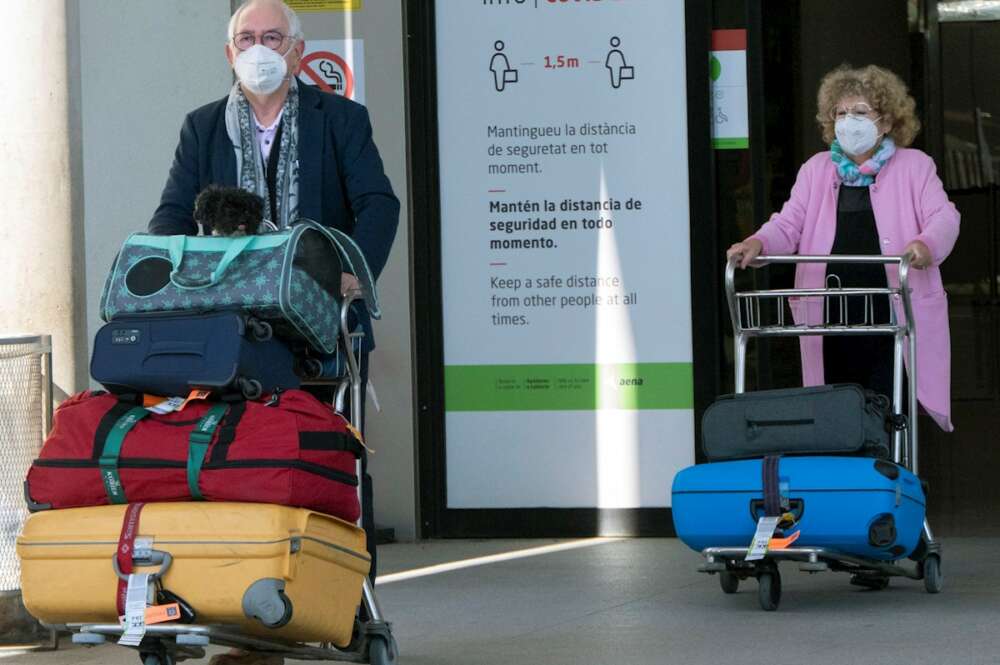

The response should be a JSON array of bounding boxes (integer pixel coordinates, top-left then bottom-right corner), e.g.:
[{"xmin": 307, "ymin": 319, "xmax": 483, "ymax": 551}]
[{"xmin": 16, "ymin": 502, "xmax": 370, "ymax": 647}]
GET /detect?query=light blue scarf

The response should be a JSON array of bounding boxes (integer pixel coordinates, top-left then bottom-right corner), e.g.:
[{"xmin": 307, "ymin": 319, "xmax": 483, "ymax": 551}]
[{"xmin": 830, "ymin": 137, "xmax": 896, "ymax": 187}]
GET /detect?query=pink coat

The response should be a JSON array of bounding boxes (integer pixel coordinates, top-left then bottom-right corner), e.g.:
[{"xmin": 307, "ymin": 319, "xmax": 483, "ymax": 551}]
[{"xmin": 751, "ymin": 148, "xmax": 960, "ymax": 431}]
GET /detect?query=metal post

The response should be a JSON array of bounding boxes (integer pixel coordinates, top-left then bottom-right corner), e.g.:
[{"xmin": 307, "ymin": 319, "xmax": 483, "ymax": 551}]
[
  {"xmin": 892, "ymin": 331, "xmax": 905, "ymax": 465},
  {"xmin": 734, "ymin": 335, "xmax": 748, "ymax": 394}
]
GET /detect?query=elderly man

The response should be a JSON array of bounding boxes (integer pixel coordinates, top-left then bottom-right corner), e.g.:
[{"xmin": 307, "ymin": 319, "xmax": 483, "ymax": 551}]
[
  {"xmin": 150, "ymin": 0, "xmax": 398, "ymax": 299},
  {"xmin": 150, "ymin": 2, "xmax": 396, "ymax": 663}
]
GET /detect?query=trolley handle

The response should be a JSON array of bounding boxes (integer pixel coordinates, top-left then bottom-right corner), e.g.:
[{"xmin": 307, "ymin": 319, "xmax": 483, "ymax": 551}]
[
  {"xmin": 726, "ymin": 254, "xmax": 912, "ymax": 292},
  {"xmin": 725, "ymin": 253, "xmax": 914, "ymax": 334}
]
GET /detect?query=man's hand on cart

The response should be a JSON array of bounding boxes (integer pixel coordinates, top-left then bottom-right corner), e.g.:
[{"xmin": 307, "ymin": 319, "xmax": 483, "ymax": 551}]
[
  {"xmin": 726, "ymin": 238, "xmax": 764, "ymax": 269},
  {"xmin": 341, "ymin": 272, "xmax": 361, "ymax": 297},
  {"xmin": 903, "ymin": 240, "xmax": 932, "ymax": 269}
]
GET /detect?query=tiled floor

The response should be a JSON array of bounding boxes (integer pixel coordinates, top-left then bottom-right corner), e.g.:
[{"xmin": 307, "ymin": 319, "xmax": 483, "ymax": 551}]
[{"xmin": 5, "ymin": 537, "xmax": 1000, "ymax": 665}]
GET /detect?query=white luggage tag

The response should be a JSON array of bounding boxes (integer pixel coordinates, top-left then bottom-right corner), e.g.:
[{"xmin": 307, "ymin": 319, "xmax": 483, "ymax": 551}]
[
  {"xmin": 145, "ymin": 396, "xmax": 185, "ymax": 414},
  {"xmin": 745, "ymin": 516, "xmax": 781, "ymax": 561},
  {"xmin": 118, "ymin": 573, "xmax": 152, "ymax": 646}
]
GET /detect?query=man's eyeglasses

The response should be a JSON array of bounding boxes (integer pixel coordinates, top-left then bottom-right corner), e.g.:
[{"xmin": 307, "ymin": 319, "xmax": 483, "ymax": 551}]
[
  {"xmin": 232, "ymin": 31, "xmax": 292, "ymax": 52},
  {"xmin": 831, "ymin": 103, "xmax": 879, "ymax": 121}
]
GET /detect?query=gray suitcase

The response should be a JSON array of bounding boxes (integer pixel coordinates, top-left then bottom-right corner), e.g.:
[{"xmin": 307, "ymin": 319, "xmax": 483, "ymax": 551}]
[{"xmin": 701, "ymin": 384, "xmax": 894, "ymax": 461}]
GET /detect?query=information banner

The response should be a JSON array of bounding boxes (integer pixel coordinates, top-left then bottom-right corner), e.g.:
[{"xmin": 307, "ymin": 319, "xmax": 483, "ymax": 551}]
[{"xmin": 436, "ymin": 0, "xmax": 694, "ymax": 509}]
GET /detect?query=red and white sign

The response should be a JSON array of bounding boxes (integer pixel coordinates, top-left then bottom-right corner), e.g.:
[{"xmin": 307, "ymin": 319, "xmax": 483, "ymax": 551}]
[{"xmin": 296, "ymin": 39, "xmax": 365, "ymax": 104}]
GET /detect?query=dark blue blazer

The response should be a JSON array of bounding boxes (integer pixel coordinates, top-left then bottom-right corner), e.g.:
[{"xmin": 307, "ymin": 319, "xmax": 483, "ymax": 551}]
[{"xmin": 149, "ymin": 84, "xmax": 400, "ymax": 350}]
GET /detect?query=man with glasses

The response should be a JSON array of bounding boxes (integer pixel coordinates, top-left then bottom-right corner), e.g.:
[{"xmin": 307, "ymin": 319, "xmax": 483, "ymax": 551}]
[
  {"xmin": 148, "ymin": 2, "xmax": 398, "ymax": 664},
  {"xmin": 149, "ymin": 0, "xmax": 399, "ymax": 300}
]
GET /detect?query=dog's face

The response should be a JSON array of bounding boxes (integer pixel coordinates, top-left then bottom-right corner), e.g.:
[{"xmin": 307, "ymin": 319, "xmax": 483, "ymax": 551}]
[{"xmin": 193, "ymin": 186, "xmax": 265, "ymax": 236}]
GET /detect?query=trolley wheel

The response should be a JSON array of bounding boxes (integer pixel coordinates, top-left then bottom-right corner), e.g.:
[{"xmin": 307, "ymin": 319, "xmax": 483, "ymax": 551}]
[
  {"xmin": 719, "ymin": 571, "xmax": 739, "ymax": 594},
  {"xmin": 923, "ymin": 554, "xmax": 943, "ymax": 594},
  {"xmin": 368, "ymin": 635, "xmax": 398, "ymax": 665},
  {"xmin": 140, "ymin": 654, "xmax": 174, "ymax": 665},
  {"xmin": 850, "ymin": 574, "xmax": 890, "ymax": 590},
  {"xmin": 757, "ymin": 567, "xmax": 781, "ymax": 611},
  {"xmin": 240, "ymin": 378, "xmax": 263, "ymax": 400}
]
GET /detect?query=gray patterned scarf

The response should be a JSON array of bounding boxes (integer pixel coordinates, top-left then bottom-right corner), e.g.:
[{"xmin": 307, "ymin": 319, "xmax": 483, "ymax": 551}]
[{"xmin": 224, "ymin": 79, "xmax": 300, "ymax": 229}]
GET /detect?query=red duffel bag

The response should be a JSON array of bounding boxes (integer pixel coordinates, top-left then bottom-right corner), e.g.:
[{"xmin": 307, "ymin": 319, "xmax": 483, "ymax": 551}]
[{"xmin": 25, "ymin": 389, "xmax": 363, "ymax": 521}]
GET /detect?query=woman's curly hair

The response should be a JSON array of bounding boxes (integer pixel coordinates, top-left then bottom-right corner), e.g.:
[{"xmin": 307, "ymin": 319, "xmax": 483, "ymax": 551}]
[{"xmin": 815, "ymin": 64, "xmax": 921, "ymax": 147}]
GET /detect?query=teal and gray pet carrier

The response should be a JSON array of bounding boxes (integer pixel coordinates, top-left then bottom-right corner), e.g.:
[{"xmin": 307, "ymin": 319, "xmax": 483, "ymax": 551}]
[{"xmin": 100, "ymin": 219, "xmax": 380, "ymax": 355}]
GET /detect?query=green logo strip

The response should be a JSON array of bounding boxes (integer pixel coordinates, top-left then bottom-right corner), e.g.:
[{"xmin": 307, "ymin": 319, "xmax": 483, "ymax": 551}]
[
  {"xmin": 99, "ymin": 406, "xmax": 152, "ymax": 504},
  {"xmin": 444, "ymin": 363, "xmax": 693, "ymax": 412},
  {"xmin": 713, "ymin": 137, "xmax": 749, "ymax": 149}
]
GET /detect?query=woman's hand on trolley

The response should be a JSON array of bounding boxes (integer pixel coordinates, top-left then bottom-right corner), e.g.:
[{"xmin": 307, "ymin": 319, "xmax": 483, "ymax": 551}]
[
  {"xmin": 726, "ymin": 237, "xmax": 764, "ymax": 269},
  {"xmin": 903, "ymin": 239, "xmax": 932, "ymax": 269}
]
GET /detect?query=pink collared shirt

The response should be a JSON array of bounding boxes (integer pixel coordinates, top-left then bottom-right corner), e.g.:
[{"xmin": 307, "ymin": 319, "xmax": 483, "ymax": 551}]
[{"xmin": 751, "ymin": 148, "xmax": 960, "ymax": 431}]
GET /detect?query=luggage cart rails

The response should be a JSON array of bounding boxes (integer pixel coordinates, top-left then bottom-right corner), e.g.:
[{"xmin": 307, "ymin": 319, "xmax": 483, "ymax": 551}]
[
  {"xmin": 67, "ymin": 292, "xmax": 399, "ymax": 664},
  {"xmin": 697, "ymin": 255, "xmax": 944, "ymax": 611}
]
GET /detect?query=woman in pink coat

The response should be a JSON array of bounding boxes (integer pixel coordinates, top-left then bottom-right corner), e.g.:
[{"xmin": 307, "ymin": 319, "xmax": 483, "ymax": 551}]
[{"xmin": 727, "ymin": 65, "xmax": 960, "ymax": 431}]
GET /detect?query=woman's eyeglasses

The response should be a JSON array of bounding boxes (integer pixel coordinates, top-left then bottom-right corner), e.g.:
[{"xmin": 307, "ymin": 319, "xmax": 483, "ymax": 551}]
[{"xmin": 832, "ymin": 103, "xmax": 878, "ymax": 121}]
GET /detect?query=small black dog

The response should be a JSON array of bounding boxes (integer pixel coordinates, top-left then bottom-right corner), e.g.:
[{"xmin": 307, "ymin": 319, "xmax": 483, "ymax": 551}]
[{"xmin": 193, "ymin": 185, "xmax": 264, "ymax": 236}]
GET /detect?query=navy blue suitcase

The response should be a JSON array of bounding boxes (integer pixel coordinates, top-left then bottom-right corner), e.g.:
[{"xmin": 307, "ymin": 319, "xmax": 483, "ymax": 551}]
[
  {"xmin": 91, "ymin": 312, "xmax": 300, "ymax": 399},
  {"xmin": 671, "ymin": 457, "xmax": 925, "ymax": 561}
]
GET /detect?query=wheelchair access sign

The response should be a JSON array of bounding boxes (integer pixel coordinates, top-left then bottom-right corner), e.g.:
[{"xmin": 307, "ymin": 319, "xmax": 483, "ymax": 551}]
[{"xmin": 297, "ymin": 39, "xmax": 365, "ymax": 104}]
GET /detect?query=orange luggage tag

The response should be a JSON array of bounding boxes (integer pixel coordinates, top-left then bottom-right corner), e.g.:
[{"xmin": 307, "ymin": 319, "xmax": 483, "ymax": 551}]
[
  {"xmin": 178, "ymin": 389, "xmax": 212, "ymax": 411},
  {"xmin": 343, "ymin": 419, "xmax": 374, "ymax": 455},
  {"xmin": 145, "ymin": 603, "xmax": 182, "ymax": 625},
  {"xmin": 143, "ymin": 389, "xmax": 210, "ymax": 414},
  {"xmin": 769, "ymin": 530, "xmax": 801, "ymax": 550}
]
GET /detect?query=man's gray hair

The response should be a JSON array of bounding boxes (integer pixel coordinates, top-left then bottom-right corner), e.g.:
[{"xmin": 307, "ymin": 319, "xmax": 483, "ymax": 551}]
[{"xmin": 227, "ymin": 0, "xmax": 303, "ymax": 41}]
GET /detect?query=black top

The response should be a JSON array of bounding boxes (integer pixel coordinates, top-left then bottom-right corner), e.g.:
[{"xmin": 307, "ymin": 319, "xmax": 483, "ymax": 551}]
[
  {"xmin": 264, "ymin": 121, "xmax": 283, "ymax": 224},
  {"xmin": 827, "ymin": 185, "xmax": 889, "ymax": 325}
]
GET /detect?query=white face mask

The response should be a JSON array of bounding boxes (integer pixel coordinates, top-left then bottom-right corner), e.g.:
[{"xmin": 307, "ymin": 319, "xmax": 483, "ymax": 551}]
[
  {"xmin": 234, "ymin": 44, "xmax": 289, "ymax": 96},
  {"xmin": 835, "ymin": 115, "xmax": 882, "ymax": 156}
]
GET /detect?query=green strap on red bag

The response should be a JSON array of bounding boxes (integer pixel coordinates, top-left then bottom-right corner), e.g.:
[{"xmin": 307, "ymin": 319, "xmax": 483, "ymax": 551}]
[{"xmin": 98, "ymin": 402, "xmax": 229, "ymax": 504}]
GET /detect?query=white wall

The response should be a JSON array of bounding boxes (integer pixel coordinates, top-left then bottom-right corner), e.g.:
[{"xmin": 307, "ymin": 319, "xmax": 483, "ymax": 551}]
[
  {"xmin": 76, "ymin": 0, "xmax": 233, "ymax": 347},
  {"xmin": 72, "ymin": 1, "xmax": 417, "ymax": 539}
]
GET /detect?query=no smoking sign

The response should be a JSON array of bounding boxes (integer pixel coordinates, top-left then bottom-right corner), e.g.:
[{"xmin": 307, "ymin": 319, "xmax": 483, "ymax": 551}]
[{"xmin": 296, "ymin": 39, "xmax": 365, "ymax": 104}]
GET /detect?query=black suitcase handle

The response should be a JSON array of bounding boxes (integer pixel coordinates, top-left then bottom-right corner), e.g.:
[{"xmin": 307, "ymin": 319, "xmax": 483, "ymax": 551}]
[{"xmin": 750, "ymin": 498, "xmax": 804, "ymax": 523}]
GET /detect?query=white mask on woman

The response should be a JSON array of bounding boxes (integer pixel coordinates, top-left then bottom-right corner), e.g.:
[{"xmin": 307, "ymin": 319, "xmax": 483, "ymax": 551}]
[
  {"xmin": 835, "ymin": 115, "xmax": 882, "ymax": 156},
  {"xmin": 234, "ymin": 44, "xmax": 289, "ymax": 96}
]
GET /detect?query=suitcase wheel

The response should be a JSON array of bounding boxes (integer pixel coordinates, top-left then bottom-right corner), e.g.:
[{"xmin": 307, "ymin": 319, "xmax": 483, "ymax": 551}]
[
  {"xmin": 757, "ymin": 565, "xmax": 781, "ymax": 611},
  {"xmin": 239, "ymin": 377, "xmax": 264, "ymax": 400},
  {"xmin": 248, "ymin": 318, "xmax": 273, "ymax": 342},
  {"xmin": 242, "ymin": 578, "xmax": 293, "ymax": 628}
]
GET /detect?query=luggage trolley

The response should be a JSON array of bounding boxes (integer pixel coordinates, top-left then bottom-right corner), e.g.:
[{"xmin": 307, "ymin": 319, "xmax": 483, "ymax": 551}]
[
  {"xmin": 696, "ymin": 254, "xmax": 944, "ymax": 611},
  {"xmin": 66, "ymin": 292, "xmax": 399, "ymax": 664}
]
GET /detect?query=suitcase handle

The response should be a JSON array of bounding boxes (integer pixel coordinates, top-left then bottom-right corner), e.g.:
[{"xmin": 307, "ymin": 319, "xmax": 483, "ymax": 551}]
[
  {"xmin": 147, "ymin": 341, "xmax": 205, "ymax": 358},
  {"xmin": 750, "ymin": 498, "xmax": 804, "ymax": 523},
  {"xmin": 112, "ymin": 549, "xmax": 173, "ymax": 582},
  {"xmin": 167, "ymin": 235, "xmax": 256, "ymax": 290}
]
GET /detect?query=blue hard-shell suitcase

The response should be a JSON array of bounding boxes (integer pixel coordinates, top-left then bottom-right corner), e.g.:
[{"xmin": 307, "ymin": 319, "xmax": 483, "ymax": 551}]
[
  {"xmin": 91, "ymin": 312, "xmax": 300, "ymax": 399},
  {"xmin": 671, "ymin": 457, "xmax": 926, "ymax": 561}
]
